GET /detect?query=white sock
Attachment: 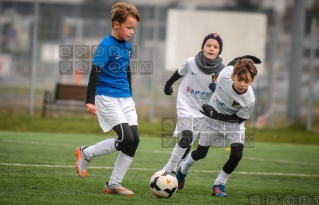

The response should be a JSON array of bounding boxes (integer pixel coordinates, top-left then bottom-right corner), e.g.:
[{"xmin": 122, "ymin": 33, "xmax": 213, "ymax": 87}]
[
  {"xmin": 83, "ymin": 138, "xmax": 117, "ymax": 159},
  {"xmin": 108, "ymin": 152, "xmax": 133, "ymax": 185},
  {"xmin": 214, "ymin": 169, "xmax": 230, "ymax": 185},
  {"xmin": 163, "ymin": 144, "xmax": 186, "ymax": 172},
  {"xmin": 180, "ymin": 151, "xmax": 196, "ymax": 175}
]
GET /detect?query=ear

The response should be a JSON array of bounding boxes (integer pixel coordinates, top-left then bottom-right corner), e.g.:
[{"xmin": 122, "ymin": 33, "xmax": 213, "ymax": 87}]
[
  {"xmin": 113, "ymin": 21, "xmax": 120, "ymax": 29},
  {"xmin": 231, "ymin": 73, "xmax": 235, "ymax": 81}
]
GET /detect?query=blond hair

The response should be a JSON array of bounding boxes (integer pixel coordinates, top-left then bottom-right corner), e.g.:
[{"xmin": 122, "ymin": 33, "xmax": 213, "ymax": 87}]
[
  {"xmin": 233, "ymin": 59, "xmax": 258, "ymax": 81},
  {"xmin": 111, "ymin": 2, "xmax": 140, "ymax": 24}
]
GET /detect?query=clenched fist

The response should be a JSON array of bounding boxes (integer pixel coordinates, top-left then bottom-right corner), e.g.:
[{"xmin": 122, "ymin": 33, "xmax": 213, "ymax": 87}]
[{"xmin": 86, "ymin": 103, "xmax": 97, "ymax": 115}]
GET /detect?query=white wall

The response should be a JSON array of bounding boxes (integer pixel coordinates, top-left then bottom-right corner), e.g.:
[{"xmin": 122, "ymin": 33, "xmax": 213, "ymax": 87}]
[{"xmin": 165, "ymin": 9, "xmax": 267, "ymax": 73}]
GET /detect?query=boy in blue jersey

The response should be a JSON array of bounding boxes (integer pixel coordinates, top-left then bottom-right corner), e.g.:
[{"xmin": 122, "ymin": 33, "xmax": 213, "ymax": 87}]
[{"xmin": 75, "ymin": 2, "xmax": 140, "ymax": 196}]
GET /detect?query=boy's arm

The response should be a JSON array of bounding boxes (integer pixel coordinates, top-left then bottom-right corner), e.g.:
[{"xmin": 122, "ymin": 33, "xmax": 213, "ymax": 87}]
[
  {"xmin": 163, "ymin": 69, "xmax": 183, "ymax": 95},
  {"xmin": 87, "ymin": 39, "xmax": 109, "ymax": 105},
  {"xmin": 164, "ymin": 59, "xmax": 189, "ymax": 95},
  {"xmin": 86, "ymin": 65, "xmax": 102, "ymax": 105},
  {"xmin": 126, "ymin": 65, "xmax": 132, "ymax": 95},
  {"xmin": 200, "ymin": 103, "xmax": 247, "ymax": 124}
]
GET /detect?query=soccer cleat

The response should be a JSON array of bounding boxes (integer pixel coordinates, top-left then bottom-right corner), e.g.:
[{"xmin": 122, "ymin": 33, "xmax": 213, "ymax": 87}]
[
  {"xmin": 175, "ymin": 166, "xmax": 187, "ymax": 189},
  {"xmin": 104, "ymin": 182, "xmax": 134, "ymax": 196},
  {"xmin": 212, "ymin": 184, "xmax": 227, "ymax": 197},
  {"xmin": 75, "ymin": 146, "xmax": 91, "ymax": 178}
]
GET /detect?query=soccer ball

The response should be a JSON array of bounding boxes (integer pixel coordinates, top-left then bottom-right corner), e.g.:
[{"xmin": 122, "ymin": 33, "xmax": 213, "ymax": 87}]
[{"xmin": 150, "ymin": 170, "xmax": 178, "ymax": 198}]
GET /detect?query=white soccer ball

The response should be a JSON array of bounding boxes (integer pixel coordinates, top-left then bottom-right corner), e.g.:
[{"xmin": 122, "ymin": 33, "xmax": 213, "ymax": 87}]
[{"xmin": 150, "ymin": 170, "xmax": 178, "ymax": 198}]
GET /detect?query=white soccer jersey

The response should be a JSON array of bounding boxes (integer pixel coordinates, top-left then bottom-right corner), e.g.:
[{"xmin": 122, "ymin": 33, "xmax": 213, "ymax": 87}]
[
  {"xmin": 176, "ymin": 57, "xmax": 214, "ymax": 117},
  {"xmin": 209, "ymin": 65, "xmax": 255, "ymax": 120}
]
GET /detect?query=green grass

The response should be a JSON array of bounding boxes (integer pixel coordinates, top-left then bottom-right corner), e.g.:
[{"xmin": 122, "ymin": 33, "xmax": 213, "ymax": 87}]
[
  {"xmin": 1, "ymin": 111, "xmax": 319, "ymax": 145},
  {"xmin": 1, "ymin": 131, "xmax": 319, "ymax": 205}
]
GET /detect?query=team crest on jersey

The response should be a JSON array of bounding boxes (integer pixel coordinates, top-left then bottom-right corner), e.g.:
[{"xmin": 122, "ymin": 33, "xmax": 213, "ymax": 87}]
[
  {"xmin": 232, "ymin": 100, "xmax": 240, "ymax": 107},
  {"xmin": 211, "ymin": 72, "xmax": 218, "ymax": 82}
]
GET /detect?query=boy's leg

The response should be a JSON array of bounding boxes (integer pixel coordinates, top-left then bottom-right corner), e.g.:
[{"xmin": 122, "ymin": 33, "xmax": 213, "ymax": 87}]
[
  {"xmin": 83, "ymin": 138, "xmax": 118, "ymax": 158},
  {"xmin": 75, "ymin": 95, "xmax": 125, "ymax": 178},
  {"xmin": 177, "ymin": 132, "xmax": 199, "ymax": 168},
  {"xmin": 177, "ymin": 145, "xmax": 210, "ymax": 189},
  {"xmin": 75, "ymin": 139, "xmax": 117, "ymax": 178},
  {"xmin": 104, "ymin": 124, "xmax": 139, "ymax": 196},
  {"xmin": 104, "ymin": 152, "xmax": 134, "ymax": 196},
  {"xmin": 163, "ymin": 130, "xmax": 193, "ymax": 173},
  {"xmin": 213, "ymin": 143, "xmax": 243, "ymax": 197}
]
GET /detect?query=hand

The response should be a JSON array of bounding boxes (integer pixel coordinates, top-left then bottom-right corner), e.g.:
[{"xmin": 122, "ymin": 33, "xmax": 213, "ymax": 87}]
[
  {"xmin": 242, "ymin": 55, "xmax": 262, "ymax": 64},
  {"xmin": 208, "ymin": 83, "xmax": 216, "ymax": 93},
  {"xmin": 227, "ymin": 57, "xmax": 243, "ymax": 66},
  {"xmin": 227, "ymin": 55, "xmax": 261, "ymax": 66},
  {"xmin": 86, "ymin": 103, "xmax": 97, "ymax": 115},
  {"xmin": 164, "ymin": 82, "xmax": 173, "ymax": 95},
  {"xmin": 199, "ymin": 103, "xmax": 215, "ymax": 118}
]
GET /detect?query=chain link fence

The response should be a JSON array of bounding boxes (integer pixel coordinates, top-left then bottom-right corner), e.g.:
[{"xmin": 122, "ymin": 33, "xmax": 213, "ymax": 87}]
[{"xmin": 0, "ymin": 1, "xmax": 318, "ymax": 128}]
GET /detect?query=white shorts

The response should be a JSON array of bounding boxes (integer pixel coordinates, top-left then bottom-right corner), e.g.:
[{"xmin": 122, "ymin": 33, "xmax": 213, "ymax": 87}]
[
  {"xmin": 95, "ymin": 95, "xmax": 138, "ymax": 132},
  {"xmin": 199, "ymin": 117, "xmax": 246, "ymax": 147},
  {"xmin": 173, "ymin": 111, "xmax": 206, "ymax": 144}
]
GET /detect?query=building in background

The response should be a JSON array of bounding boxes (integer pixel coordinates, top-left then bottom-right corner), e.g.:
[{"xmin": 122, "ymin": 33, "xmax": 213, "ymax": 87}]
[{"xmin": 0, "ymin": 0, "xmax": 318, "ymax": 123}]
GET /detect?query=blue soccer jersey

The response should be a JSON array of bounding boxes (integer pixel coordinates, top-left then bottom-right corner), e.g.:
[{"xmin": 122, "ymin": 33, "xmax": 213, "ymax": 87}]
[{"xmin": 92, "ymin": 34, "xmax": 133, "ymax": 97}]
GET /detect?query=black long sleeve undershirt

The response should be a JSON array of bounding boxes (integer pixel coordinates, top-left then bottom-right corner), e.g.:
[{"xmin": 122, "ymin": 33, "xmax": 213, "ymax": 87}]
[
  {"xmin": 215, "ymin": 113, "xmax": 247, "ymax": 124},
  {"xmin": 86, "ymin": 65, "xmax": 101, "ymax": 105},
  {"xmin": 126, "ymin": 65, "xmax": 132, "ymax": 95},
  {"xmin": 201, "ymin": 103, "xmax": 247, "ymax": 124},
  {"xmin": 166, "ymin": 70, "xmax": 183, "ymax": 85}
]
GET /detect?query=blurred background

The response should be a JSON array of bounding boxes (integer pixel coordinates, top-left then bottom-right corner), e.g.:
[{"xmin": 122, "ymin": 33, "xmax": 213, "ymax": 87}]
[{"xmin": 0, "ymin": 0, "xmax": 318, "ymax": 131}]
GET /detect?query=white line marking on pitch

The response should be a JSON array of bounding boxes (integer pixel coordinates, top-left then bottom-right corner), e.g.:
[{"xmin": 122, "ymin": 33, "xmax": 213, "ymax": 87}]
[
  {"xmin": 0, "ymin": 163, "xmax": 318, "ymax": 177},
  {"xmin": 1, "ymin": 139, "xmax": 319, "ymax": 166}
]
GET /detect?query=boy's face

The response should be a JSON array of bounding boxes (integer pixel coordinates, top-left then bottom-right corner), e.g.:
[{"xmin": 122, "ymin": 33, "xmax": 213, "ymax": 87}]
[
  {"xmin": 231, "ymin": 72, "xmax": 254, "ymax": 93},
  {"xmin": 113, "ymin": 16, "xmax": 138, "ymax": 41},
  {"xmin": 202, "ymin": 38, "xmax": 220, "ymax": 61}
]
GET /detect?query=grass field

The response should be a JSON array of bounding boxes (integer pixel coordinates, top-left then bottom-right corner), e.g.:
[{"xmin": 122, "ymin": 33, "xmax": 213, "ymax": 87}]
[
  {"xmin": 1, "ymin": 131, "xmax": 319, "ymax": 205},
  {"xmin": 1, "ymin": 111, "xmax": 319, "ymax": 145}
]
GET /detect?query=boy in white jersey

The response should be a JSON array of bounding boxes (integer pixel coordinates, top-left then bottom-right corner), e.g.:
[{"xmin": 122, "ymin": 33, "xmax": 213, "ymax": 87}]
[
  {"xmin": 176, "ymin": 57, "xmax": 261, "ymax": 197},
  {"xmin": 162, "ymin": 33, "xmax": 224, "ymax": 174},
  {"xmin": 74, "ymin": 2, "xmax": 140, "ymax": 196}
]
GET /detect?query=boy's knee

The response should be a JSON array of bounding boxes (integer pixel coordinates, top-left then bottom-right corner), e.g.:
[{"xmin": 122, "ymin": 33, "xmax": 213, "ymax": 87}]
[
  {"xmin": 178, "ymin": 130, "xmax": 193, "ymax": 148},
  {"xmin": 133, "ymin": 137, "xmax": 139, "ymax": 148},
  {"xmin": 118, "ymin": 136, "xmax": 134, "ymax": 149},
  {"xmin": 191, "ymin": 145, "xmax": 209, "ymax": 160},
  {"xmin": 120, "ymin": 137, "xmax": 139, "ymax": 158},
  {"xmin": 230, "ymin": 143, "xmax": 243, "ymax": 161},
  {"xmin": 230, "ymin": 152, "xmax": 242, "ymax": 161}
]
